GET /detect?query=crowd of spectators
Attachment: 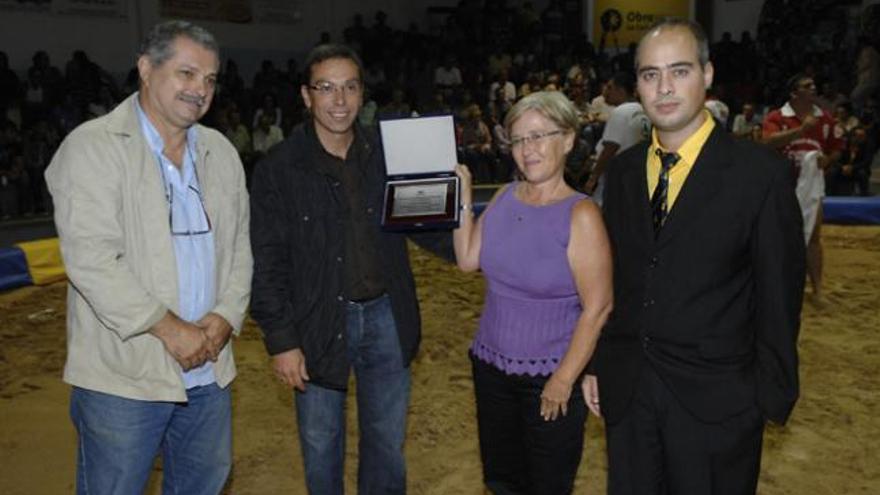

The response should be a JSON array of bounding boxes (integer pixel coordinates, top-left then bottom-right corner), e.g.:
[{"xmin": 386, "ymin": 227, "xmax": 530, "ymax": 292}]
[{"xmin": 2, "ymin": 0, "xmax": 878, "ymax": 221}]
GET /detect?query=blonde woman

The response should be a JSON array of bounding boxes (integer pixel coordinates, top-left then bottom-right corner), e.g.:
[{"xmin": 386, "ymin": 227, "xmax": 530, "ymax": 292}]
[{"xmin": 454, "ymin": 91, "xmax": 613, "ymax": 494}]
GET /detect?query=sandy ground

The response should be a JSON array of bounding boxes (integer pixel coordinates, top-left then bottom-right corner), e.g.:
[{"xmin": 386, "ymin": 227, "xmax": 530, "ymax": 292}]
[{"xmin": 0, "ymin": 225, "xmax": 878, "ymax": 494}]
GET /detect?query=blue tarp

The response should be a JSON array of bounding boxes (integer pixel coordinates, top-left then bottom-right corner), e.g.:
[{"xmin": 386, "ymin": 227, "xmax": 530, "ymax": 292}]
[
  {"xmin": 0, "ymin": 195, "xmax": 876, "ymax": 292},
  {"xmin": 0, "ymin": 247, "xmax": 33, "ymax": 291},
  {"xmin": 476, "ymin": 196, "xmax": 880, "ymax": 226}
]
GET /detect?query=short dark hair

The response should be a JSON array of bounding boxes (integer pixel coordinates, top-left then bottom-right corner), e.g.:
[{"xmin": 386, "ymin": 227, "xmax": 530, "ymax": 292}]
[
  {"xmin": 610, "ymin": 71, "xmax": 636, "ymax": 95},
  {"xmin": 138, "ymin": 20, "xmax": 218, "ymax": 67},
  {"xmin": 787, "ymin": 73, "xmax": 813, "ymax": 94},
  {"xmin": 303, "ymin": 44, "xmax": 364, "ymax": 84},
  {"xmin": 835, "ymin": 101, "xmax": 853, "ymax": 114},
  {"xmin": 636, "ymin": 18, "xmax": 710, "ymax": 69}
]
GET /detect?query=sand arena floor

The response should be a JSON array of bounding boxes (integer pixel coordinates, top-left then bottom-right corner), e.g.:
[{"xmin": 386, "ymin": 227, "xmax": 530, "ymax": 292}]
[{"xmin": 0, "ymin": 225, "xmax": 878, "ymax": 494}]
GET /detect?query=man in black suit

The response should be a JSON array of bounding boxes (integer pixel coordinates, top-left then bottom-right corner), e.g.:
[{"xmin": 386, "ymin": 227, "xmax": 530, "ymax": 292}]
[{"xmin": 583, "ymin": 19, "xmax": 805, "ymax": 494}]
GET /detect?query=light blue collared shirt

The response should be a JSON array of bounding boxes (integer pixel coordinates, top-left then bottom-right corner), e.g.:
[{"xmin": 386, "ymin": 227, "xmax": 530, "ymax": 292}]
[{"xmin": 135, "ymin": 96, "xmax": 217, "ymax": 389}]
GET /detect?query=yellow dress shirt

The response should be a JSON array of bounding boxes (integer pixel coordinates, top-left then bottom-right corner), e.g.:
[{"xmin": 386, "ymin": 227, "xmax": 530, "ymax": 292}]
[{"xmin": 646, "ymin": 110, "xmax": 716, "ymax": 207}]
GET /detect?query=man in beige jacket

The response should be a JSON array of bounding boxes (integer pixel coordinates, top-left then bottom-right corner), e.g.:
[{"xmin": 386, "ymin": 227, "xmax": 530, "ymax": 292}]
[{"xmin": 45, "ymin": 21, "xmax": 251, "ymax": 494}]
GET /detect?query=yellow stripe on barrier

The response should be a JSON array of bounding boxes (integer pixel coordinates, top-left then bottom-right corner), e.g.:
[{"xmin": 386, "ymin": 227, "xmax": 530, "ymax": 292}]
[{"xmin": 15, "ymin": 238, "xmax": 67, "ymax": 285}]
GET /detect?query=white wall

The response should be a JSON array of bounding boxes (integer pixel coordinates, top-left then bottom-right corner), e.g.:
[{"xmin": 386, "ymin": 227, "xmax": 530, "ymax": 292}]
[
  {"xmin": 0, "ymin": 9, "xmax": 139, "ymax": 79},
  {"xmin": 10, "ymin": 0, "xmax": 843, "ymax": 77},
  {"xmin": 711, "ymin": 0, "xmax": 764, "ymax": 41},
  {"xmin": 0, "ymin": 0, "xmax": 459, "ymax": 80},
  {"xmin": 711, "ymin": 0, "xmax": 880, "ymax": 42}
]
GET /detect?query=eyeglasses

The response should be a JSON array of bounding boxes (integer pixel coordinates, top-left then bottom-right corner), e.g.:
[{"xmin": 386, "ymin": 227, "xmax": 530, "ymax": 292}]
[
  {"xmin": 154, "ymin": 150, "xmax": 212, "ymax": 237},
  {"xmin": 308, "ymin": 80, "xmax": 362, "ymax": 97},
  {"xmin": 168, "ymin": 183, "xmax": 212, "ymax": 237},
  {"xmin": 509, "ymin": 130, "xmax": 565, "ymax": 149}
]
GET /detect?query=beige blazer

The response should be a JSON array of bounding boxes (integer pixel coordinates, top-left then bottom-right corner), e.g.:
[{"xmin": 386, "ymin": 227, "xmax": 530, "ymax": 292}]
[{"xmin": 46, "ymin": 94, "xmax": 252, "ymax": 402}]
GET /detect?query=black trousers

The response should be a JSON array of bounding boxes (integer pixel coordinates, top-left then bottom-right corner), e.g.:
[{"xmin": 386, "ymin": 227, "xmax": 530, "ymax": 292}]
[
  {"xmin": 471, "ymin": 354, "xmax": 587, "ymax": 495},
  {"xmin": 606, "ymin": 364, "xmax": 764, "ymax": 495}
]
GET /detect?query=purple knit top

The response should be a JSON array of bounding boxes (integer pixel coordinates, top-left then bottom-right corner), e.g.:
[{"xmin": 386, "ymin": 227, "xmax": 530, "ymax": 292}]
[{"xmin": 471, "ymin": 185, "xmax": 587, "ymax": 376}]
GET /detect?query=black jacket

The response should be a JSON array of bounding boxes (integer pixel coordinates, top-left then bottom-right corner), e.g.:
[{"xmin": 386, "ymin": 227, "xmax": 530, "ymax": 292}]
[
  {"xmin": 595, "ymin": 126, "xmax": 805, "ymax": 425},
  {"xmin": 249, "ymin": 122, "xmax": 424, "ymax": 390}
]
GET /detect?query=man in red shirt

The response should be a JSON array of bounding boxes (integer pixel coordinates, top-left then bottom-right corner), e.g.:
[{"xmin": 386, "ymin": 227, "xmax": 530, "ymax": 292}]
[{"xmin": 763, "ymin": 74, "xmax": 844, "ymax": 303}]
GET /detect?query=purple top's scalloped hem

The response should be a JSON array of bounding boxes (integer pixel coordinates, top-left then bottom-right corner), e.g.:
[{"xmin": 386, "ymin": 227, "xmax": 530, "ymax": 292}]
[{"xmin": 470, "ymin": 341, "xmax": 560, "ymax": 377}]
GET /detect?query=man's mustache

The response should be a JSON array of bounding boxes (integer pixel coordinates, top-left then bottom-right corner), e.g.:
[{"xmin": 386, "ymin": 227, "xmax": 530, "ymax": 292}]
[{"xmin": 178, "ymin": 93, "xmax": 206, "ymax": 107}]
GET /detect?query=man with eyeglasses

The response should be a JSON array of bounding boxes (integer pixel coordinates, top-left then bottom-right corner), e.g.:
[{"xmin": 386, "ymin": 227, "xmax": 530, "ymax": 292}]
[
  {"xmin": 250, "ymin": 44, "xmax": 439, "ymax": 494},
  {"xmin": 45, "ymin": 21, "xmax": 252, "ymax": 494}
]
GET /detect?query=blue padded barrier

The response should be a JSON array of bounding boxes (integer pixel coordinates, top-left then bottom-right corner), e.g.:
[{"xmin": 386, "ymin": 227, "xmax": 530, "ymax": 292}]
[
  {"xmin": 476, "ymin": 197, "xmax": 880, "ymax": 225},
  {"xmin": 0, "ymin": 246, "xmax": 33, "ymax": 291},
  {"xmin": 823, "ymin": 196, "xmax": 880, "ymax": 225}
]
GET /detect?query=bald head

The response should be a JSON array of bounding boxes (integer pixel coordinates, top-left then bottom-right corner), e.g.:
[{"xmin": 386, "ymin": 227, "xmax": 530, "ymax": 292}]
[{"xmin": 635, "ymin": 18, "xmax": 710, "ymax": 71}]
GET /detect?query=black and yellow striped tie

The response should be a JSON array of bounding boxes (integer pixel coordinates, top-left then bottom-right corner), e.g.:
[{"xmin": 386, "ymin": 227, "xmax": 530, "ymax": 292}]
[{"xmin": 650, "ymin": 149, "xmax": 680, "ymax": 236}]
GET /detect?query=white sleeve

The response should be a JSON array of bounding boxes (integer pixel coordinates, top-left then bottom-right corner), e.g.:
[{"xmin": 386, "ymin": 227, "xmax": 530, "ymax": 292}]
[{"xmin": 600, "ymin": 108, "xmax": 628, "ymax": 146}]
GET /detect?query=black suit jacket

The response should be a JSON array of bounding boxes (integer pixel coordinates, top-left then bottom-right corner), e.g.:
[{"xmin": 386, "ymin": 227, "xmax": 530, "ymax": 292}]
[{"xmin": 595, "ymin": 126, "xmax": 805, "ymax": 425}]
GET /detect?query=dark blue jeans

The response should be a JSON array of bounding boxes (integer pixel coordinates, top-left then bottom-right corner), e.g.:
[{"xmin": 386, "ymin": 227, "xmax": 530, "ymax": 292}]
[
  {"xmin": 471, "ymin": 354, "xmax": 587, "ymax": 495},
  {"xmin": 295, "ymin": 294, "xmax": 410, "ymax": 495},
  {"xmin": 70, "ymin": 383, "xmax": 231, "ymax": 495}
]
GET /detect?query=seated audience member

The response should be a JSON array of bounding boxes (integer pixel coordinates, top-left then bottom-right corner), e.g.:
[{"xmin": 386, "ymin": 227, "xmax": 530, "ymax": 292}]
[
  {"xmin": 816, "ymin": 80, "xmax": 848, "ymax": 113},
  {"xmin": 566, "ymin": 59, "xmax": 597, "ymax": 89},
  {"xmin": 219, "ymin": 59, "xmax": 246, "ymax": 107},
  {"xmin": 0, "ymin": 168, "xmax": 17, "ymax": 219},
  {"xmin": 422, "ymin": 90, "xmax": 452, "ymax": 117},
  {"xmin": 358, "ymin": 87, "xmax": 379, "ymax": 127},
  {"xmin": 488, "ymin": 105, "xmax": 513, "ymax": 182},
  {"xmin": 750, "ymin": 123, "xmax": 764, "ymax": 142},
  {"xmin": 252, "ymin": 59, "xmax": 281, "ymax": 99},
  {"xmin": 22, "ymin": 120, "xmax": 57, "ymax": 214},
  {"xmin": 225, "ymin": 107, "xmax": 252, "ymax": 156},
  {"xmin": 487, "ymin": 46, "xmax": 513, "ymax": 79},
  {"xmin": 252, "ymin": 112, "xmax": 284, "ymax": 155},
  {"xmin": 488, "ymin": 86, "xmax": 513, "ymax": 123},
  {"xmin": 0, "ymin": 51, "xmax": 21, "ymax": 111},
  {"xmin": 732, "ymin": 102, "xmax": 762, "ymax": 138},
  {"xmin": 827, "ymin": 126, "xmax": 873, "ymax": 196},
  {"xmin": 86, "ymin": 86, "xmax": 118, "ymax": 119},
  {"xmin": 519, "ymin": 72, "xmax": 542, "ymax": 99},
  {"xmin": 27, "ymin": 50, "xmax": 64, "ymax": 106},
  {"xmin": 23, "ymin": 71, "xmax": 51, "ymax": 125},
  {"xmin": 454, "ymin": 89, "xmax": 477, "ymax": 120},
  {"xmin": 0, "ymin": 119, "xmax": 22, "ymax": 167},
  {"xmin": 1, "ymin": 137, "xmax": 22, "ymax": 219},
  {"xmin": 435, "ymin": 54, "xmax": 463, "ymax": 96},
  {"xmin": 543, "ymin": 72, "xmax": 561, "ymax": 91},
  {"xmin": 565, "ymin": 72, "xmax": 590, "ymax": 108},
  {"xmin": 9, "ymin": 153, "xmax": 32, "ymax": 215},
  {"xmin": 488, "ymin": 69, "xmax": 516, "ymax": 107},
  {"xmin": 253, "ymin": 93, "xmax": 283, "ymax": 129},
  {"xmin": 851, "ymin": 36, "xmax": 880, "ymax": 113},
  {"xmin": 458, "ymin": 103, "xmax": 495, "ymax": 183},
  {"xmin": 587, "ymin": 79, "xmax": 614, "ymax": 124},
  {"xmin": 378, "ymin": 87, "xmax": 412, "ymax": 120},
  {"xmin": 363, "ymin": 63, "xmax": 386, "ymax": 92},
  {"xmin": 570, "ymin": 77, "xmax": 591, "ymax": 120},
  {"xmin": 704, "ymin": 91, "xmax": 730, "ymax": 128},
  {"xmin": 833, "ymin": 102, "xmax": 860, "ymax": 140},
  {"xmin": 4, "ymin": 98, "xmax": 23, "ymax": 131},
  {"xmin": 54, "ymin": 93, "xmax": 85, "ymax": 135}
]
